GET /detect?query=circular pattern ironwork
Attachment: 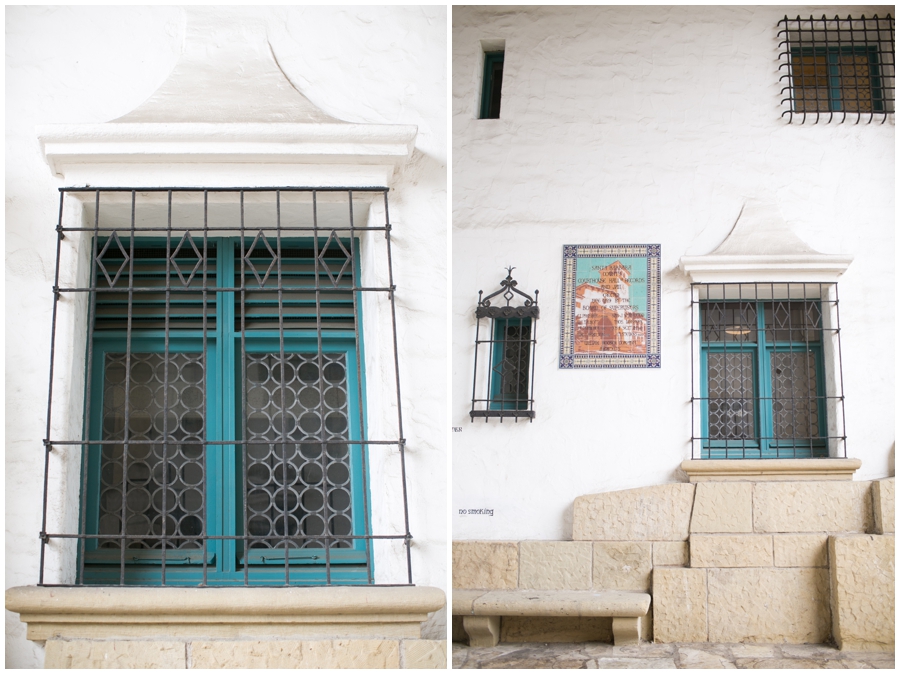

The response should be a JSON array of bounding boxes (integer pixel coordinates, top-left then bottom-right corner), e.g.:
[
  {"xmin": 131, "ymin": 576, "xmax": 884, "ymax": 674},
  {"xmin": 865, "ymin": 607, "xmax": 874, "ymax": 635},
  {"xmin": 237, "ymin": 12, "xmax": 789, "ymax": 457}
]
[
  {"xmin": 244, "ymin": 352, "xmax": 353, "ymax": 549},
  {"xmin": 98, "ymin": 353, "xmax": 205, "ymax": 549}
]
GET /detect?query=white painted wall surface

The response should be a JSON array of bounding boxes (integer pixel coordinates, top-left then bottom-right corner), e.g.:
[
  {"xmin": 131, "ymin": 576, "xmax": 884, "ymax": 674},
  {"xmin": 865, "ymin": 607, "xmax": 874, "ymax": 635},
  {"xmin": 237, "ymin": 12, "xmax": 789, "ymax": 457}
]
[
  {"xmin": 452, "ymin": 6, "xmax": 894, "ymax": 541},
  {"xmin": 6, "ymin": 6, "xmax": 447, "ymax": 667}
]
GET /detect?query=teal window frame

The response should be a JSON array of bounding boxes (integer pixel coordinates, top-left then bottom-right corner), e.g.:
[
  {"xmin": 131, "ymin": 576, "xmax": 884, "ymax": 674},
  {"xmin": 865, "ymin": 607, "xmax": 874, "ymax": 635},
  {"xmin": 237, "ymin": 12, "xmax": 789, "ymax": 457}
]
[
  {"xmin": 80, "ymin": 237, "xmax": 372, "ymax": 586},
  {"xmin": 480, "ymin": 51, "xmax": 505, "ymax": 119},
  {"xmin": 488, "ymin": 317, "xmax": 532, "ymax": 411},
  {"xmin": 790, "ymin": 45, "xmax": 885, "ymax": 113},
  {"xmin": 700, "ymin": 300, "xmax": 827, "ymax": 459}
]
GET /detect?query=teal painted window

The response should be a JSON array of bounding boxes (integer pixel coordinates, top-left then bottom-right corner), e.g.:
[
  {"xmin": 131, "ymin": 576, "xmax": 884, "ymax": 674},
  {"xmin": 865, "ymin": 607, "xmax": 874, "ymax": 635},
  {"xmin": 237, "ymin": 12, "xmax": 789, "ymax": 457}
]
[
  {"xmin": 488, "ymin": 317, "xmax": 532, "ymax": 411},
  {"xmin": 480, "ymin": 51, "xmax": 504, "ymax": 119},
  {"xmin": 700, "ymin": 300, "xmax": 827, "ymax": 459},
  {"xmin": 81, "ymin": 237, "xmax": 371, "ymax": 585},
  {"xmin": 790, "ymin": 46, "xmax": 885, "ymax": 113}
]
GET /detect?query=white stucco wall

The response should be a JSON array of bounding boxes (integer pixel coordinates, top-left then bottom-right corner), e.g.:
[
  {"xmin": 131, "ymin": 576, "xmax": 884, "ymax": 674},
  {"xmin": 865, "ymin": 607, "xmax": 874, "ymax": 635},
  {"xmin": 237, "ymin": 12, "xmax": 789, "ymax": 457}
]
[
  {"xmin": 452, "ymin": 5, "xmax": 894, "ymax": 541},
  {"xmin": 6, "ymin": 6, "xmax": 447, "ymax": 668}
]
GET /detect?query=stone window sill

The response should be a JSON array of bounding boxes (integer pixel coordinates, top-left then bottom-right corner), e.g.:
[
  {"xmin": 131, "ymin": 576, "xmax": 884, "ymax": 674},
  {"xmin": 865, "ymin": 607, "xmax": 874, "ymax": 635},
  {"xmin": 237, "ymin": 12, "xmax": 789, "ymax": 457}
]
[
  {"xmin": 5, "ymin": 585, "xmax": 445, "ymax": 642},
  {"xmin": 681, "ymin": 458, "xmax": 862, "ymax": 482}
]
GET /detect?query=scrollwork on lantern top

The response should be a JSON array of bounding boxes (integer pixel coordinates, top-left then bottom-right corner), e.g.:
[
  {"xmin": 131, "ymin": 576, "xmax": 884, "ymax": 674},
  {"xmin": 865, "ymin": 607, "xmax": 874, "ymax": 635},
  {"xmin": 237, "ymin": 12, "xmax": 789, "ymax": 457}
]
[{"xmin": 476, "ymin": 267, "xmax": 540, "ymax": 319}]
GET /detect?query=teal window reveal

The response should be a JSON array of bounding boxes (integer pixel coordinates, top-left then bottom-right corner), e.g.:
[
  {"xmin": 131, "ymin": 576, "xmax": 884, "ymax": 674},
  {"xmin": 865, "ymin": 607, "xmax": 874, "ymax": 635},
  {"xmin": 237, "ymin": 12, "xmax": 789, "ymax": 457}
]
[
  {"xmin": 699, "ymin": 300, "xmax": 827, "ymax": 459},
  {"xmin": 480, "ymin": 51, "xmax": 504, "ymax": 119},
  {"xmin": 488, "ymin": 317, "xmax": 532, "ymax": 411},
  {"xmin": 790, "ymin": 46, "xmax": 885, "ymax": 113},
  {"xmin": 81, "ymin": 237, "xmax": 371, "ymax": 585}
]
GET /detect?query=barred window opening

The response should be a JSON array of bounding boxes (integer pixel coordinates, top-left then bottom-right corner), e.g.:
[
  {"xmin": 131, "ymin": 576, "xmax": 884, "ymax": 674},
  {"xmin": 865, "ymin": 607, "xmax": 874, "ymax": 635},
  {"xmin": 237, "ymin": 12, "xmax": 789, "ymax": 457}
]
[
  {"xmin": 40, "ymin": 188, "xmax": 413, "ymax": 587},
  {"xmin": 690, "ymin": 283, "xmax": 846, "ymax": 460},
  {"xmin": 470, "ymin": 268, "xmax": 539, "ymax": 422},
  {"xmin": 779, "ymin": 14, "xmax": 895, "ymax": 124}
]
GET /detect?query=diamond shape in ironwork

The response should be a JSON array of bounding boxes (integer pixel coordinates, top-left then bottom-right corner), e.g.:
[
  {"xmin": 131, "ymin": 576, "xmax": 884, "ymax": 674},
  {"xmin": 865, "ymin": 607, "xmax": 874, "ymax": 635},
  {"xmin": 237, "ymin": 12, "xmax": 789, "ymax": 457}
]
[
  {"xmin": 244, "ymin": 231, "xmax": 277, "ymax": 287},
  {"xmin": 772, "ymin": 302, "xmax": 791, "ymax": 329},
  {"xmin": 96, "ymin": 231, "xmax": 130, "ymax": 287},
  {"xmin": 805, "ymin": 302, "xmax": 821, "ymax": 329},
  {"xmin": 318, "ymin": 231, "xmax": 352, "ymax": 287},
  {"xmin": 170, "ymin": 232, "xmax": 203, "ymax": 286}
]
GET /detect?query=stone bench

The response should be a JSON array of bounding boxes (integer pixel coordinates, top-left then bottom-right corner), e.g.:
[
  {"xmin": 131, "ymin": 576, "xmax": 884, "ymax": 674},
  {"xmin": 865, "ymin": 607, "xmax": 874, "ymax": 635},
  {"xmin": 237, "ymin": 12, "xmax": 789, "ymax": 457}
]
[{"xmin": 452, "ymin": 589, "xmax": 651, "ymax": 647}]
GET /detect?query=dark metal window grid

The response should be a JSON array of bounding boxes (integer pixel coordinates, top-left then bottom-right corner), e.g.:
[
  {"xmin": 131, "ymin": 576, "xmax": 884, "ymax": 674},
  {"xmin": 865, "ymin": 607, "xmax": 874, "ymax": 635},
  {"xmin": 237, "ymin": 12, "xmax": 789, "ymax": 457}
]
[
  {"xmin": 39, "ymin": 187, "xmax": 414, "ymax": 587},
  {"xmin": 470, "ymin": 268, "xmax": 539, "ymax": 422},
  {"xmin": 778, "ymin": 14, "xmax": 895, "ymax": 124},
  {"xmin": 690, "ymin": 283, "xmax": 847, "ymax": 460}
]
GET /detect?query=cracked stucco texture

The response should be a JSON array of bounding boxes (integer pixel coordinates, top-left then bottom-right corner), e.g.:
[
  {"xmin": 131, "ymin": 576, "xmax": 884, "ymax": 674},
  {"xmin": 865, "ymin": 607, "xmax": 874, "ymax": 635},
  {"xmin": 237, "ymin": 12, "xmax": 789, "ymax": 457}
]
[
  {"xmin": 752, "ymin": 481, "xmax": 872, "ymax": 533},
  {"xmin": 519, "ymin": 541, "xmax": 592, "ymax": 590},
  {"xmin": 573, "ymin": 484, "xmax": 695, "ymax": 541},
  {"xmin": 707, "ymin": 568, "xmax": 831, "ymax": 644},
  {"xmin": 690, "ymin": 534, "xmax": 773, "ymax": 568},
  {"xmin": 690, "ymin": 482, "xmax": 753, "ymax": 533},
  {"xmin": 652, "ymin": 567, "xmax": 707, "ymax": 643},
  {"xmin": 829, "ymin": 534, "xmax": 895, "ymax": 651},
  {"xmin": 453, "ymin": 541, "xmax": 519, "ymax": 589},
  {"xmin": 44, "ymin": 640, "xmax": 186, "ymax": 669},
  {"xmin": 190, "ymin": 639, "xmax": 401, "ymax": 668},
  {"xmin": 872, "ymin": 478, "xmax": 894, "ymax": 534}
]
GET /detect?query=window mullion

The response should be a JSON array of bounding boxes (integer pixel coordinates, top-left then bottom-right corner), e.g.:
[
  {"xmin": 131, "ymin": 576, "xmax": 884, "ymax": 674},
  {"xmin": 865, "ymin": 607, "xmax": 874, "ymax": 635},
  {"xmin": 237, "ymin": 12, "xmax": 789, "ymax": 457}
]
[
  {"xmin": 757, "ymin": 300, "xmax": 771, "ymax": 457},
  {"xmin": 217, "ymin": 238, "xmax": 236, "ymax": 577}
]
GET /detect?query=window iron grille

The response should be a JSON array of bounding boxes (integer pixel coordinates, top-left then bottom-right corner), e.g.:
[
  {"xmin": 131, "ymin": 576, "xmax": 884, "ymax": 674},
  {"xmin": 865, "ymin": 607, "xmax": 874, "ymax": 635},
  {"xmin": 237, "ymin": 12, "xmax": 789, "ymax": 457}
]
[
  {"xmin": 778, "ymin": 14, "xmax": 895, "ymax": 124},
  {"xmin": 39, "ymin": 187, "xmax": 414, "ymax": 587},
  {"xmin": 470, "ymin": 267, "xmax": 539, "ymax": 422},
  {"xmin": 690, "ymin": 283, "xmax": 847, "ymax": 460}
]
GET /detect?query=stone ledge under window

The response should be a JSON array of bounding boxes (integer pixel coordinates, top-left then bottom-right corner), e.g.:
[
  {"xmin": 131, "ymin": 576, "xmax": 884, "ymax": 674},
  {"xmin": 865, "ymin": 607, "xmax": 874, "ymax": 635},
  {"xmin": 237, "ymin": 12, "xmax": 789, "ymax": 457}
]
[
  {"xmin": 5, "ymin": 585, "xmax": 445, "ymax": 642},
  {"xmin": 681, "ymin": 458, "xmax": 862, "ymax": 482}
]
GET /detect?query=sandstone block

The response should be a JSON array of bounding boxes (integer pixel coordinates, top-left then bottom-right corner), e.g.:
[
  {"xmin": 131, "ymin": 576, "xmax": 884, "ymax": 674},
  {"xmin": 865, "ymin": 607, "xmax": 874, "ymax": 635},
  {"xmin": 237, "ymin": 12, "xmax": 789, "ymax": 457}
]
[
  {"xmin": 519, "ymin": 541, "xmax": 592, "ymax": 590},
  {"xmin": 462, "ymin": 616, "xmax": 500, "ymax": 648},
  {"xmin": 401, "ymin": 640, "xmax": 446, "ymax": 669},
  {"xmin": 752, "ymin": 481, "xmax": 872, "ymax": 533},
  {"xmin": 773, "ymin": 534, "xmax": 828, "ymax": 567},
  {"xmin": 690, "ymin": 534, "xmax": 773, "ymax": 568},
  {"xmin": 652, "ymin": 542, "xmax": 688, "ymax": 567},
  {"xmin": 573, "ymin": 484, "xmax": 695, "ymax": 541},
  {"xmin": 44, "ymin": 639, "xmax": 186, "ymax": 669},
  {"xmin": 652, "ymin": 567, "xmax": 707, "ymax": 642},
  {"xmin": 452, "ymin": 541, "xmax": 518, "ymax": 589},
  {"xmin": 829, "ymin": 534, "xmax": 895, "ymax": 651},
  {"xmin": 872, "ymin": 478, "xmax": 894, "ymax": 534},
  {"xmin": 189, "ymin": 639, "xmax": 400, "ymax": 668},
  {"xmin": 690, "ymin": 482, "xmax": 753, "ymax": 533},
  {"xmin": 707, "ymin": 567, "xmax": 831, "ymax": 643},
  {"xmin": 593, "ymin": 541, "xmax": 652, "ymax": 591},
  {"xmin": 500, "ymin": 616, "xmax": 612, "ymax": 643}
]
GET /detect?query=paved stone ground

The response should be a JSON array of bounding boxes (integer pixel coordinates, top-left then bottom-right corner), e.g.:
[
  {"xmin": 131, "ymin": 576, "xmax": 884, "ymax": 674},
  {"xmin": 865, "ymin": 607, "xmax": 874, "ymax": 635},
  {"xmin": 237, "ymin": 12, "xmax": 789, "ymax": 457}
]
[{"xmin": 452, "ymin": 641, "xmax": 895, "ymax": 669}]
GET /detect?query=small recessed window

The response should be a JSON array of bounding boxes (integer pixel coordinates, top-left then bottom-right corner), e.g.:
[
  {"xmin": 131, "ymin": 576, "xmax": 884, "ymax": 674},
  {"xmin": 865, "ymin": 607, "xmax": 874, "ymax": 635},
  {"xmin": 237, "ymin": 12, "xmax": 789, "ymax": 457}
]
[
  {"xmin": 778, "ymin": 13, "xmax": 895, "ymax": 123},
  {"xmin": 480, "ymin": 51, "xmax": 504, "ymax": 119}
]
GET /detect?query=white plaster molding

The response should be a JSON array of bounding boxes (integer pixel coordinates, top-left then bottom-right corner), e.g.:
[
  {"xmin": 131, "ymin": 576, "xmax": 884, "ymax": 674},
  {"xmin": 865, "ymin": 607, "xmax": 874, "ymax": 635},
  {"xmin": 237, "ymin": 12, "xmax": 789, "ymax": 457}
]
[
  {"xmin": 36, "ymin": 10, "xmax": 418, "ymax": 186},
  {"xmin": 680, "ymin": 200, "xmax": 853, "ymax": 283},
  {"xmin": 37, "ymin": 123, "xmax": 417, "ymax": 184},
  {"xmin": 112, "ymin": 8, "xmax": 339, "ymax": 125}
]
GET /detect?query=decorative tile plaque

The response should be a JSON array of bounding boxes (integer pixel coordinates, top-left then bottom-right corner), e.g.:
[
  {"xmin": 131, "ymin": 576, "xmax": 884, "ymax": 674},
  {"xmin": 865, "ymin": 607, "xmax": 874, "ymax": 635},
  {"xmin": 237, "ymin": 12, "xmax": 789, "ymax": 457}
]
[{"xmin": 559, "ymin": 244, "xmax": 661, "ymax": 369}]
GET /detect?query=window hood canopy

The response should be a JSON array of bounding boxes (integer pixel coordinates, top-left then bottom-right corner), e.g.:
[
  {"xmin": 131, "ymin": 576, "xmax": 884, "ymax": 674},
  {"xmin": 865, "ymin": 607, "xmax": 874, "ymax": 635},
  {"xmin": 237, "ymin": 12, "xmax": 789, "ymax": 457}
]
[
  {"xmin": 37, "ymin": 10, "xmax": 417, "ymax": 187},
  {"xmin": 680, "ymin": 200, "xmax": 853, "ymax": 283}
]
